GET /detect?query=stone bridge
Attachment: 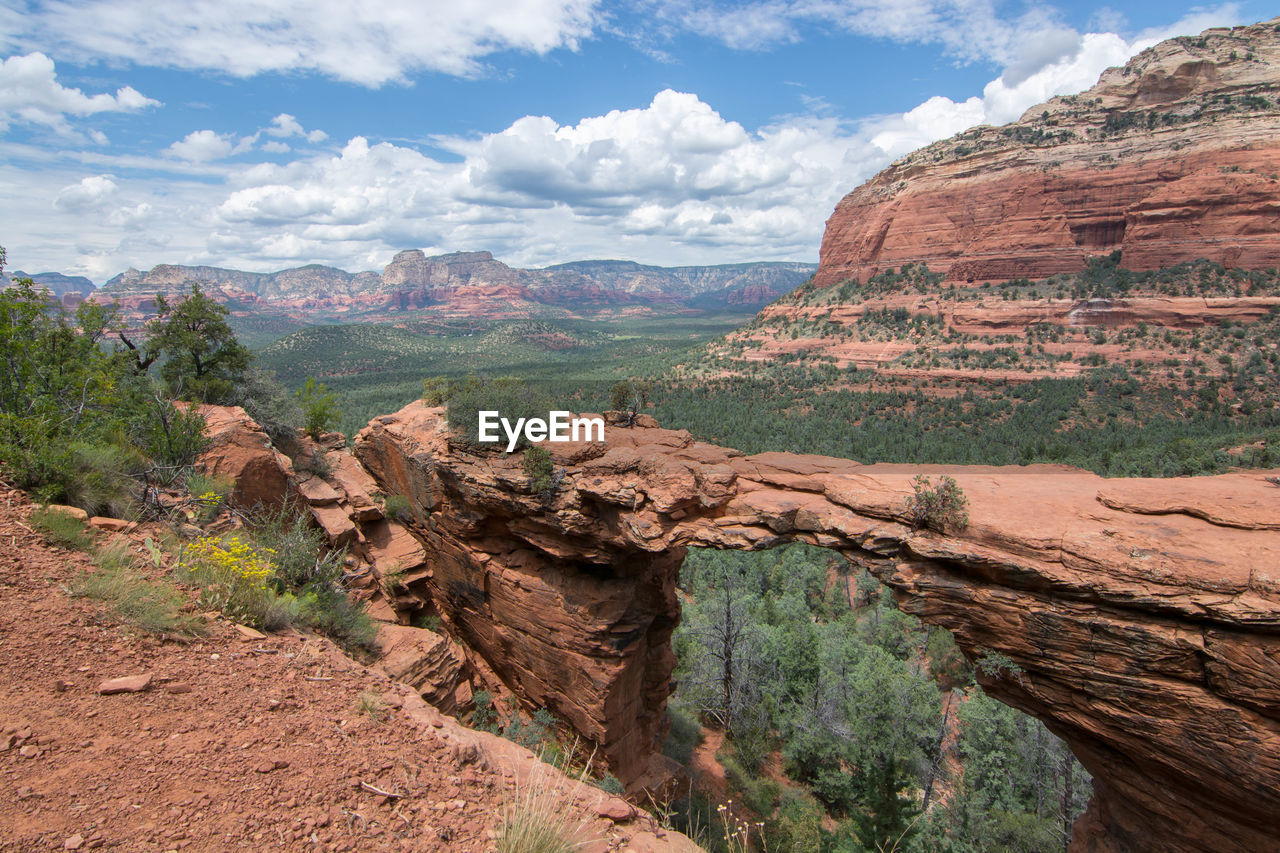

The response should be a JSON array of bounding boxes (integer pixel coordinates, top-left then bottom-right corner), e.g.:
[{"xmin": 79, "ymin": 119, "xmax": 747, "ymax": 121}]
[{"xmin": 354, "ymin": 401, "xmax": 1280, "ymax": 852}]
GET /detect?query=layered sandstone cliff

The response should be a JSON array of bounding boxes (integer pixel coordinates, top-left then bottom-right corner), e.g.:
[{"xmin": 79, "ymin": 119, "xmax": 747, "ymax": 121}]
[
  {"xmin": 816, "ymin": 17, "xmax": 1280, "ymax": 288},
  {"xmin": 354, "ymin": 400, "xmax": 1280, "ymax": 852}
]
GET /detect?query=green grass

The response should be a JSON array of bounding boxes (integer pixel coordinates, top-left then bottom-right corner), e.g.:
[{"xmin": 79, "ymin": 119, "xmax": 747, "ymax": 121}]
[
  {"xmin": 31, "ymin": 506, "xmax": 95, "ymax": 551},
  {"xmin": 494, "ymin": 763, "xmax": 594, "ymax": 853},
  {"xmin": 70, "ymin": 540, "xmax": 204, "ymax": 635}
]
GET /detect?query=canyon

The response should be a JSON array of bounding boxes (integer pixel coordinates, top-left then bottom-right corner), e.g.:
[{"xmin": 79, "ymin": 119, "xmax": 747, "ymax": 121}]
[
  {"xmin": 816, "ymin": 17, "xmax": 1280, "ymax": 289},
  {"xmin": 331, "ymin": 401, "xmax": 1280, "ymax": 853}
]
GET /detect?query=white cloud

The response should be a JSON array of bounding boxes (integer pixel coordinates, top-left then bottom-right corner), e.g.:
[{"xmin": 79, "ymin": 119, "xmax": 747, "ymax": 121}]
[
  {"xmin": 654, "ymin": 0, "xmax": 1068, "ymax": 65},
  {"xmin": 0, "ymin": 52, "xmax": 158, "ymax": 133},
  {"xmin": 261, "ymin": 140, "xmax": 291, "ymax": 153},
  {"xmin": 53, "ymin": 174, "xmax": 118, "ymax": 211},
  {"xmin": 865, "ymin": 5, "xmax": 1248, "ymax": 160},
  {"xmin": 167, "ymin": 129, "xmax": 235, "ymax": 162},
  {"xmin": 11, "ymin": 0, "xmax": 601, "ymax": 87},
  {"xmin": 0, "ymin": 5, "xmax": 1251, "ymax": 278},
  {"xmin": 201, "ymin": 91, "xmax": 859, "ymax": 267},
  {"xmin": 266, "ymin": 114, "xmax": 305, "ymax": 138}
]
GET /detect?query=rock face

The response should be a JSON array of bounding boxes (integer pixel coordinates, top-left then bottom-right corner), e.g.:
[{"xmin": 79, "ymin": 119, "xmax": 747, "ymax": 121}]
[
  {"xmin": 355, "ymin": 400, "xmax": 1280, "ymax": 852},
  {"xmin": 816, "ymin": 17, "xmax": 1280, "ymax": 288},
  {"xmin": 190, "ymin": 407, "xmax": 479, "ymax": 714}
]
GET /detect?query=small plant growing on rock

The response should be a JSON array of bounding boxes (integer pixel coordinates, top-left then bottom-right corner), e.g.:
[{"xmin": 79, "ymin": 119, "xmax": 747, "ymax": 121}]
[
  {"xmin": 296, "ymin": 376, "xmax": 341, "ymax": 440},
  {"xmin": 354, "ymin": 690, "xmax": 387, "ymax": 722},
  {"xmin": 907, "ymin": 474, "xmax": 969, "ymax": 532},
  {"xmin": 494, "ymin": 760, "xmax": 592, "ymax": 853},
  {"xmin": 521, "ymin": 445, "xmax": 557, "ymax": 498},
  {"xmin": 471, "ymin": 690, "xmax": 500, "ymax": 734},
  {"xmin": 382, "ymin": 493, "xmax": 414, "ymax": 523}
]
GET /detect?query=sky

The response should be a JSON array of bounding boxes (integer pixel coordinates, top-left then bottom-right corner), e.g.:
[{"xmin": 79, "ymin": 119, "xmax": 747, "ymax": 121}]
[{"xmin": 0, "ymin": 1, "xmax": 1273, "ymax": 282}]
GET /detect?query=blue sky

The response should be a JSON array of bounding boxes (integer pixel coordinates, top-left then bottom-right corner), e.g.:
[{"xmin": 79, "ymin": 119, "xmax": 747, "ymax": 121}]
[{"xmin": 0, "ymin": 1, "xmax": 1272, "ymax": 281}]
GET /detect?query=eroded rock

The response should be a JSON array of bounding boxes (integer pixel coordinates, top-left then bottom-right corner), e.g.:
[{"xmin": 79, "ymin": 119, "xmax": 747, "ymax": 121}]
[{"xmin": 355, "ymin": 400, "xmax": 1280, "ymax": 852}]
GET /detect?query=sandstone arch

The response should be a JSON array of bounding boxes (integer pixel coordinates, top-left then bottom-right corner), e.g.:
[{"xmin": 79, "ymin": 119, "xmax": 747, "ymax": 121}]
[{"xmin": 355, "ymin": 401, "xmax": 1280, "ymax": 852}]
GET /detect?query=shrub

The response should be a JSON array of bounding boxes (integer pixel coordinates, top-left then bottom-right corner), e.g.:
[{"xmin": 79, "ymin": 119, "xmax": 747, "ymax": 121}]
[
  {"xmin": 178, "ymin": 535, "xmax": 282, "ymax": 628},
  {"xmin": 445, "ymin": 375, "xmax": 552, "ymax": 449},
  {"xmin": 31, "ymin": 506, "xmax": 95, "ymax": 551},
  {"xmin": 593, "ymin": 773, "xmax": 624, "ymax": 796},
  {"xmin": 185, "ymin": 471, "xmax": 232, "ymax": 524},
  {"xmin": 907, "ymin": 474, "xmax": 969, "ymax": 532},
  {"xmin": 662, "ymin": 701, "xmax": 703, "ymax": 766},
  {"xmin": 143, "ymin": 402, "xmax": 209, "ymax": 468},
  {"xmin": 354, "ymin": 690, "xmax": 388, "ymax": 722},
  {"xmin": 297, "ymin": 376, "xmax": 341, "ymax": 440},
  {"xmin": 294, "ymin": 449, "xmax": 332, "ymax": 478},
  {"xmin": 521, "ymin": 445, "xmax": 556, "ymax": 496},
  {"xmin": 382, "ymin": 493, "xmax": 414, "ymax": 522},
  {"xmin": 244, "ymin": 504, "xmax": 378, "ymax": 652},
  {"xmin": 472, "ymin": 690, "xmax": 500, "ymax": 733},
  {"xmin": 494, "ymin": 763, "xmax": 591, "ymax": 853}
]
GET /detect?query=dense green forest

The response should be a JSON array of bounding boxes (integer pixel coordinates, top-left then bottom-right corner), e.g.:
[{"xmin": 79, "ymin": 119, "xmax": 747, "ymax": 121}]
[
  {"xmin": 257, "ymin": 313, "xmax": 754, "ymax": 438},
  {"xmin": 666, "ymin": 545, "xmax": 1090, "ymax": 852}
]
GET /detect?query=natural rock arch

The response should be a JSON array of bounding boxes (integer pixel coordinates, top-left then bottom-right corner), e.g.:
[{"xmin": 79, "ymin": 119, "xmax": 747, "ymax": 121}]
[{"xmin": 355, "ymin": 401, "xmax": 1280, "ymax": 853}]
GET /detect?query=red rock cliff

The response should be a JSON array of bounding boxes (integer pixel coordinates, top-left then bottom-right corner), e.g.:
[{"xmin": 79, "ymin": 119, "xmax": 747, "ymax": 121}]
[
  {"xmin": 816, "ymin": 17, "xmax": 1280, "ymax": 288},
  {"xmin": 354, "ymin": 401, "xmax": 1280, "ymax": 852}
]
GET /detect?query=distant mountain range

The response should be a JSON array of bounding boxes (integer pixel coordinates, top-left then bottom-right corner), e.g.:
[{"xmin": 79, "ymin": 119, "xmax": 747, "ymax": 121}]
[
  {"xmin": 0, "ymin": 270, "xmax": 96, "ymax": 300},
  {"xmin": 84, "ymin": 249, "xmax": 813, "ymax": 325}
]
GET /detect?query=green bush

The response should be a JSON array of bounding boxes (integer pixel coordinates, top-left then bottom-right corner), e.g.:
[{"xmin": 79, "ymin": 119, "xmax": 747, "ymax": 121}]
[
  {"xmin": 142, "ymin": 402, "xmax": 209, "ymax": 468},
  {"xmin": 382, "ymin": 493, "xmax": 414, "ymax": 522},
  {"xmin": 907, "ymin": 474, "xmax": 969, "ymax": 532},
  {"xmin": 444, "ymin": 375, "xmax": 553, "ymax": 449},
  {"xmin": 297, "ymin": 376, "xmax": 341, "ymax": 439},
  {"xmin": 521, "ymin": 445, "xmax": 556, "ymax": 496},
  {"xmin": 245, "ymin": 504, "xmax": 378, "ymax": 653},
  {"xmin": 662, "ymin": 701, "xmax": 703, "ymax": 765},
  {"xmin": 72, "ymin": 540, "xmax": 203, "ymax": 635}
]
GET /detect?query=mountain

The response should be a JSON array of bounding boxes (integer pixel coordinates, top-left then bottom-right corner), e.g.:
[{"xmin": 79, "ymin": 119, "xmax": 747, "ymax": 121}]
[
  {"xmin": 95, "ymin": 249, "xmax": 815, "ymax": 325},
  {"xmin": 1, "ymin": 270, "xmax": 96, "ymax": 310},
  {"xmin": 817, "ymin": 16, "xmax": 1280, "ymax": 288},
  {"xmin": 704, "ymin": 17, "xmax": 1280, "ymax": 417}
]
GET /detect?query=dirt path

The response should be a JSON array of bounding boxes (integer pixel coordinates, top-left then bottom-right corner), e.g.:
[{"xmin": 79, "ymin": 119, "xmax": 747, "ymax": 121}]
[
  {"xmin": 0, "ymin": 489, "xmax": 507, "ymax": 852},
  {"xmin": 688, "ymin": 727, "xmax": 726, "ymax": 802}
]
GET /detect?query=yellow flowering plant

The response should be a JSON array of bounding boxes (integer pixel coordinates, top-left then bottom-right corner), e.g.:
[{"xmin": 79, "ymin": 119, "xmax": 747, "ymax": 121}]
[{"xmin": 180, "ymin": 535, "xmax": 286, "ymax": 628}]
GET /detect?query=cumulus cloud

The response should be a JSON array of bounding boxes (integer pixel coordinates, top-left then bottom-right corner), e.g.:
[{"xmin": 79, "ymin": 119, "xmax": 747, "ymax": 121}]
[
  {"xmin": 200, "ymin": 91, "xmax": 860, "ymax": 267},
  {"xmin": 265, "ymin": 113, "xmax": 327, "ymax": 143},
  {"xmin": 865, "ymin": 5, "xmax": 1248, "ymax": 159},
  {"xmin": 53, "ymin": 174, "xmax": 118, "ymax": 211},
  {"xmin": 167, "ymin": 129, "xmax": 235, "ymax": 162},
  {"xmin": 0, "ymin": 52, "xmax": 158, "ymax": 133},
  {"xmin": 2, "ymin": 5, "xmax": 1249, "ymax": 277},
  {"xmin": 10, "ymin": 0, "xmax": 601, "ymax": 87}
]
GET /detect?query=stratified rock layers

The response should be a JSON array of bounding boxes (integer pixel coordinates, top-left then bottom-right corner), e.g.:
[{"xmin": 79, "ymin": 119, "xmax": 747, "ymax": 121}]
[
  {"xmin": 355, "ymin": 401, "xmax": 1280, "ymax": 852},
  {"xmin": 816, "ymin": 19, "xmax": 1280, "ymax": 287}
]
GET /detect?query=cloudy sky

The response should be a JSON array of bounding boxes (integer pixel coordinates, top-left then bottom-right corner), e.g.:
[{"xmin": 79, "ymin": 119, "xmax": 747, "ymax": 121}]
[{"xmin": 0, "ymin": 1, "xmax": 1270, "ymax": 281}]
